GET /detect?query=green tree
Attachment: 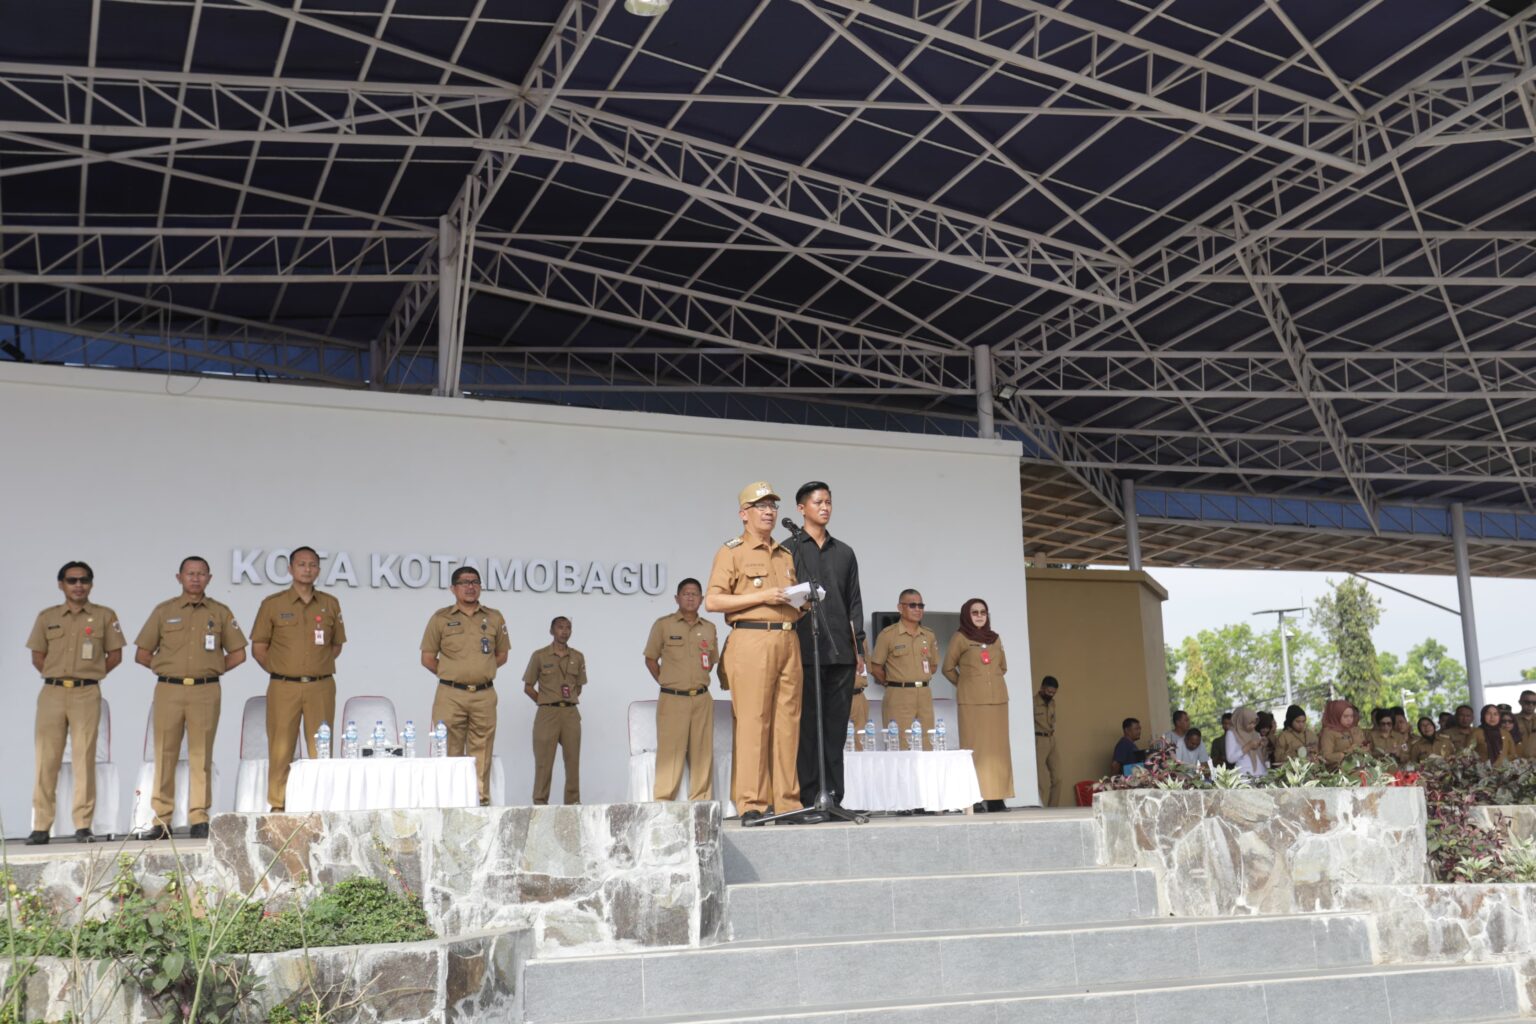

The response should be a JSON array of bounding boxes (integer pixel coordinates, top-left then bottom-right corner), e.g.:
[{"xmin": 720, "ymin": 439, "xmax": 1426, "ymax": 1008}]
[
  {"xmin": 1522, "ymin": 667, "xmax": 1536, "ymax": 681},
  {"xmin": 1169, "ymin": 635, "xmax": 1220, "ymax": 727},
  {"xmin": 1310, "ymin": 577, "xmax": 1391, "ymax": 711},
  {"xmin": 1380, "ymin": 640, "xmax": 1466, "ymax": 718}
]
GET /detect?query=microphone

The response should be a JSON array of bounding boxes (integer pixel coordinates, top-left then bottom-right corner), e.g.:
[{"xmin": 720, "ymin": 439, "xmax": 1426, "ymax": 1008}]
[{"xmin": 781, "ymin": 517, "xmax": 803, "ymax": 534}]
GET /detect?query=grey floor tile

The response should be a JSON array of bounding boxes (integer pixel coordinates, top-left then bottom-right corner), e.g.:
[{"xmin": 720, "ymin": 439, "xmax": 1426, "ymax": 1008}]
[
  {"xmin": 741, "ymin": 879, "xmax": 892, "ymax": 940},
  {"xmin": 940, "ymin": 932, "xmax": 1076, "ymax": 995},
  {"xmin": 1135, "ymin": 983, "xmax": 1268, "ymax": 1024},
  {"xmin": 796, "ymin": 938, "xmax": 941, "ymax": 1005},
  {"xmin": 890, "ymin": 874, "xmax": 1022, "ymax": 932},
  {"xmin": 1196, "ymin": 919, "xmax": 1319, "ymax": 974},
  {"xmin": 1263, "ymin": 973, "xmax": 1390, "ymax": 1024},
  {"xmin": 1386, "ymin": 966, "xmax": 1516, "ymax": 1024},
  {"xmin": 1075, "ymin": 922, "xmax": 1196, "ymax": 984},
  {"xmin": 522, "ymin": 957, "xmax": 643, "ymax": 1024},
  {"xmin": 1018, "ymin": 871, "xmax": 1139, "ymax": 926},
  {"xmin": 642, "ymin": 947, "xmax": 800, "ymax": 1017}
]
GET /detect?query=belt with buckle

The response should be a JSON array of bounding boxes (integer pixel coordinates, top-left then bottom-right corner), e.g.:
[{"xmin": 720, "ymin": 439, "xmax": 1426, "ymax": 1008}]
[
  {"xmin": 157, "ymin": 675, "xmax": 219, "ymax": 686},
  {"xmin": 439, "ymin": 680, "xmax": 494, "ymax": 692},
  {"xmin": 543, "ymin": 701, "xmax": 577, "ymax": 708},
  {"xmin": 43, "ymin": 678, "xmax": 99, "ymax": 688},
  {"xmin": 884, "ymin": 680, "xmax": 928, "ymax": 688},
  {"xmin": 659, "ymin": 685, "xmax": 709, "ymax": 697},
  {"xmin": 731, "ymin": 621, "xmax": 795, "ymax": 631},
  {"xmin": 270, "ymin": 674, "xmax": 332, "ymax": 683},
  {"xmin": 1036, "ymin": 732, "xmax": 1052, "ymax": 738}
]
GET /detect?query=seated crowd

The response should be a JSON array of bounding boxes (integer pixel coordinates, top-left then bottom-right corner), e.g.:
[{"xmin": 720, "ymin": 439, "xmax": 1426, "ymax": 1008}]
[{"xmin": 1109, "ymin": 689, "xmax": 1536, "ymax": 778}]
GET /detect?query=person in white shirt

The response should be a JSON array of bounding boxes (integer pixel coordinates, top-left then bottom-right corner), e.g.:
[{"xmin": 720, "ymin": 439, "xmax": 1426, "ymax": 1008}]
[
  {"xmin": 1225, "ymin": 706, "xmax": 1269, "ymax": 777},
  {"xmin": 1161, "ymin": 709, "xmax": 1191, "ymax": 749},
  {"xmin": 1173, "ymin": 727, "xmax": 1210, "ymax": 766}
]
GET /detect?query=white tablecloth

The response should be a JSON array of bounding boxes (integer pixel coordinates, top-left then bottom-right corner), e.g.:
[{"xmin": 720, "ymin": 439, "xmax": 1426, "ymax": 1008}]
[
  {"xmin": 627, "ymin": 752, "xmax": 736, "ymax": 816},
  {"xmin": 284, "ymin": 757, "xmax": 478, "ymax": 812},
  {"xmin": 843, "ymin": 749, "xmax": 982, "ymax": 811}
]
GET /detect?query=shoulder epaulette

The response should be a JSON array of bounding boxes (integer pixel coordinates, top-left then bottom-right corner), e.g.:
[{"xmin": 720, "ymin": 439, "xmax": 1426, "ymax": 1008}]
[{"xmin": 725, "ymin": 537, "xmax": 743, "ymax": 548}]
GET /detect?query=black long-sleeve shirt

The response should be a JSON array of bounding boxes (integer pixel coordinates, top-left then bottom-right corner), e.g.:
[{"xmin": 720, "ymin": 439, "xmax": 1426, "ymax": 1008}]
[{"xmin": 785, "ymin": 530, "xmax": 865, "ymax": 666}]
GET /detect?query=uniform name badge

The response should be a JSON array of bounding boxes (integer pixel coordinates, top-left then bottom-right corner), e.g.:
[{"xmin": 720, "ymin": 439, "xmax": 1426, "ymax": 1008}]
[
  {"xmin": 481, "ymin": 636, "xmax": 492, "ymax": 655},
  {"xmin": 921, "ymin": 642, "xmax": 930, "ymax": 675},
  {"xmin": 82, "ymin": 625, "xmax": 94, "ymax": 661},
  {"xmin": 700, "ymin": 640, "xmax": 710, "ymax": 671},
  {"xmin": 314, "ymin": 615, "xmax": 325, "ymax": 646},
  {"xmin": 561, "ymin": 684, "xmax": 571, "ymax": 699},
  {"xmin": 980, "ymin": 645, "xmax": 991, "ymax": 666},
  {"xmin": 204, "ymin": 633, "xmax": 217, "ymax": 652}
]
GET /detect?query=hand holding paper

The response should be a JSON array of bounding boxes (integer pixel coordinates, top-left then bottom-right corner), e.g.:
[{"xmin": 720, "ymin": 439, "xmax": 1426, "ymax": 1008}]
[{"xmin": 783, "ymin": 582, "xmax": 827, "ymax": 609}]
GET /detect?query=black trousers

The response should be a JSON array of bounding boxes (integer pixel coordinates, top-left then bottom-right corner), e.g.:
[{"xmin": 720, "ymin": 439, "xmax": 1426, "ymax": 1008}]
[{"xmin": 797, "ymin": 662, "xmax": 856, "ymax": 807}]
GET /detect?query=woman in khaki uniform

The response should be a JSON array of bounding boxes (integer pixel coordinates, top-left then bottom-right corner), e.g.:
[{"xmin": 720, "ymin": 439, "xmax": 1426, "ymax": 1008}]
[
  {"xmin": 1409, "ymin": 717, "xmax": 1452, "ymax": 761},
  {"xmin": 1473, "ymin": 704, "xmax": 1515, "ymax": 766},
  {"xmin": 1319, "ymin": 700, "xmax": 1367, "ymax": 767},
  {"xmin": 942, "ymin": 597, "xmax": 1013, "ymax": 812},
  {"xmin": 1271, "ymin": 704, "xmax": 1316, "ymax": 766}
]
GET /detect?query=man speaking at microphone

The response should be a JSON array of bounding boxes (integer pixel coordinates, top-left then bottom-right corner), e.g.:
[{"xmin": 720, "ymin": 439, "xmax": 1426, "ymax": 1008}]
[{"xmin": 784, "ymin": 481, "xmax": 866, "ymax": 810}]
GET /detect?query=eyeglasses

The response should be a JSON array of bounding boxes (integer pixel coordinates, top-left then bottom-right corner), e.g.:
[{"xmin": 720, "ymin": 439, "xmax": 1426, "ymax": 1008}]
[
  {"xmin": 747, "ymin": 501, "xmax": 778, "ymax": 511},
  {"xmin": 453, "ymin": 579, "xmax": 482, "ymax": 588},
  {"xmin": 62, "ymin": 576, "xmax": 92, "ymax": 585},
  {"xmin": 902, "ymin": 602, "xmax": 925, "ymax": 609},
  {"xmin": 1521, "ymin": 700, "xmax": 1536, "ymax": 707}
]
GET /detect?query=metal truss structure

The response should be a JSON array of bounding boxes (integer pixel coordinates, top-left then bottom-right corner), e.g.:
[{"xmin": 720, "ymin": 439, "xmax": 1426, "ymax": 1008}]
[{"xmin": 7, "ymin": 0, "xmax": 1536, "ymax": 574}]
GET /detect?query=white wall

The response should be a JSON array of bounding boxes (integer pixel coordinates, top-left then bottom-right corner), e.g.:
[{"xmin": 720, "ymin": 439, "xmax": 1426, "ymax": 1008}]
[{"xmin": 0, "ymin": 363, "xmax": 1035, "ymax": 833}]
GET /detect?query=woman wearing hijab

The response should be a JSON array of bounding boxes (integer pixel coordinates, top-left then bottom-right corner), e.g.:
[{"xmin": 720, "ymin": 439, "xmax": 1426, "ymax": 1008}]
[
  {"xmin": 1271, "ymin": 705, "xmax": 1316, "ymax": 765},
  {"xmin": 1224, "ymin": 706, "xmax": 1269, "ymax": 777},
  {"xmin": 1473, "ymin": 704, "xmax": 1515, "ymax": 766},
  {"xmin": 1409, "ymin": 716, "xmax": 1451, "ymax": 761},
  {"xmin": 1319, "ymin": 699, "xmax": 1367, "ymax": 767},
  {"xmin": 941, "ymin": 598, "xmax": 1013, "ymax": 812}
]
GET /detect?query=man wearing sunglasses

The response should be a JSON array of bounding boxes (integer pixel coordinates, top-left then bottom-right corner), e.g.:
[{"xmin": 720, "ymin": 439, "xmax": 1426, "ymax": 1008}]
[
  {"xmin": 870, "ymin": 589, "xmax": 938, "ymax": 750},
  {"xmin": 25, "ymin": 561, "xmax": 125, "ymax": 845},
  {"xmin": 423, "ymin": 567, "xmax": 509, "ymax": 806}
]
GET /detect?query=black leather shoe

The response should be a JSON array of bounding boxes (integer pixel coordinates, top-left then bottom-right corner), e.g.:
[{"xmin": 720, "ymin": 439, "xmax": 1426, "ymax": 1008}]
[
  {"xmin": 188, "ymin": 823, "xmax": 209, "ymax": 840},
  {"xmin": 73, "ymin": 828, "xmax": 96, "ymax": 843},
  {"xmin": 135, "ymin": 825, "xmax": 170, "ymax": 841},
  {"xmin": 24, "ymin": 830, "xmax": 49, "ymax": 846},
  {"xmin": 986, "ymin": 799, "xmax": 1008, "ymax": 813},
  {"xmin": 741, "ymin": 810, "xmax": 764, "ymax": 826},
  {"xmin": 972, "ymin": 801, "xmax": 988, "ymax": 814}
]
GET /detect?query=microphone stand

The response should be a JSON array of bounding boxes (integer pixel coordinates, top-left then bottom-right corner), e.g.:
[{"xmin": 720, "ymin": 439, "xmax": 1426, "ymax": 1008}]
[{"xmin": 747, "ymin": 520, "xmax": 867, "ymax": 827}]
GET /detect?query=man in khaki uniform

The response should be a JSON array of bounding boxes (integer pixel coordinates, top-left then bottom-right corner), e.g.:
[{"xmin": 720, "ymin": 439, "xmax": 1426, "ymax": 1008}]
[
  {"xmin": 1442, "ymin": 703, "xmax": 1477, "ymax": 752},
  {"xmin": 1034, "ymin": 676, "xmax": 1060, "ymax": 806},
  {"xmin": 523, "ymin": 616, "xmax": 586, "ymax": 804},
  {"xmin": 870, "ymin": 590, "xmax": 939, "ymax": 750},
  {"xmin": 422, "ymin": 567, "xmax": 509, "ymax": 805},
  {"xmin": 25, "ymin": 561, "xmax": 125, "ymax": 845},
  {"xmin": 704, "ymin": 481, "xmax": 803, "ymax": 824},
  {"xmin": 1517, "ymin": 691, "xmax": 1536, "ymax": 741},
  {"xmin": 250, "ymin": 546, "xmax": 346, "ymax": 812},
  {"xmin": 850, "ymin": 669, "xmax": 871, "ymax": 749},
  {"xmin": 134, "ymin": 556, "xmax": 247, "ymax": 839},
  {"xmin": 644, "ymin": 577, "xmax": 719, "ymax": 801}
]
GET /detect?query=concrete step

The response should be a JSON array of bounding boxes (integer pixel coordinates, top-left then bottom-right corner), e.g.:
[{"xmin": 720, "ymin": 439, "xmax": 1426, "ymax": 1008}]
[
  {"xmin": 722, "ymin": 815, "xmax": 1098, "ymax": 884},
  {"xmin": 522, "ymin": 912, "xmax": 1374, "ymax": 1024},
  {"xmin": 525, "ymin": 961, "xmax": 1522, "ymax": 1024},
  {"xmin": 726, "ymin": 866, "xmax": 1158, "ymax": 942}
]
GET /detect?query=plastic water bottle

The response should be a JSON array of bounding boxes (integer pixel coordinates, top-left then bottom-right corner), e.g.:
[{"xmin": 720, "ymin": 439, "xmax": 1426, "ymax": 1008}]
[
  {"xmin": 316, "ymin": 722, "xmax": 331, "ymax": 759},
  {"xmin": 910, "ymin": 718, "xmax": 924, "ymax": 752},
  {"xmin": 402, "ymin": 720, "xmax": 417, "ymax": 758},
  {"xmin": 343, "ymin": 720, "xmax": 359, "ymax": 759},
  {"xmin": 935, "ymin": 718, "xmax": 947, "ymax": 752},
  {"xmin": 887, "ymin": 719, "xmax": 900, "ymax": 752},
  {"xmin": 845, "ymin": 721, "xmax": 855, "ymax": 753},
  {"xmin": 864, "ymin": 721, "xmax": 877, "ymax": 753},
  {"xmin": 434, "ymin": 720, "xmax": 448, "ymax": 758}
]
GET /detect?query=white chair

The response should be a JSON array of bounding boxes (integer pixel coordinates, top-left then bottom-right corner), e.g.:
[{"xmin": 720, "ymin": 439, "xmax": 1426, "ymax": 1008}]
[
  {"xmin": 420, "ymin": 708, "xmax": 506, "ymax": 806},
  {"xmin": 341, "ymin": 695, "xmax": 398, "ymax": 743},
  {"xmin": 132, "ymin": 703, "xmax": 223, "ymax": 832},
  {"xmin": 626, "ymin": 698, "xmax": 735, "ymax": 814},
  {"xmin": 40, "ymin": 697, "xmax": 123, "ymax": 838},
  {"xmin": 231, "ymin": 696, "xmax": 308, "ymax": 813}
]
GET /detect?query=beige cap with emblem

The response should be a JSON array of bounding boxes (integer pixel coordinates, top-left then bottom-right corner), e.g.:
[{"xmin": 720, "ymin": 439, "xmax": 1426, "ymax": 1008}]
[{"xmin": 737, "ymin": 481, "xmax": 781, "ymax": 508}]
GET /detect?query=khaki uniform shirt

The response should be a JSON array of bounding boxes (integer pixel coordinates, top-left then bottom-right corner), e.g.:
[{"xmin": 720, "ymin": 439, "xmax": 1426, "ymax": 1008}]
[
  {"xmin": 421, "ymin": 603, "xmax": 510, "ymax": 686},
  {"xmin": 1441, "ymin": 724, "xmax": 1477, "ymax": 751},
  {"xmin": 1410, "ymin": 734, "xmax": 1453, "ymax": 761},
  {"xmin": 1319, "ymin": 725, "xmax": 1367, "ymax": 766},
  {"xmin": 135, "ymin": 595, "xmax": 247, "ymax": 677},
  {"xmin": 26, "ymin": 601, "xmax": 126, "ymax": 680},
  {"xmin": 1272, "ymin": 727, "xmax": 1316, "ymax": 765},
  {"xmin": 1474, "ymin": 729, "xmax": 1517, "ymax": 766},
  {"xmin": 1034, "ymin": 693, "xmax": 1057, "ymax": 737},
  {"xmin": 250, "ymin": 587, "xmax": 347, "ymax": 677},
  {"xmin": 644, "ymin": 613, "xmax": 719, "ymax": 690},
  {"xmin": 941, "ymin": 634, "xmax": 1009, "ymax": 705},
  {"xmin": 1517, "ymin": 711, "xmax": 1536, "ymax": 741},
  {"xmin": 522, "ymin": 643, "xmax": 587, "ymax": 705},
  {"xmin": 706, "ymin": 532, "xmax": 799, "ymax": 624},
  {"xmin": 1367, "ymin": 729, "xmax": 1410, "ymax": 761},
  {"xmin": 870, "ymin": 623, "xmax": 938, "ymax": 684}
]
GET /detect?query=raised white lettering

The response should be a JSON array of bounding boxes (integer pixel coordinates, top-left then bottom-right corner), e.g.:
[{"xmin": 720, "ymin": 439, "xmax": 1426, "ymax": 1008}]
[
  {"xmin": 430, "ymin": 554, "xmax": 459, "ymax": 588},
  {"xmin": 556, "ymin": 561, "xmax": 581, "ymax": 593},
  {"xmin": 264, "ymin": 550, "xmax": 293, "ymax": 587},
  {"xmin": 488, "ymin": 558, "xmax": 523, "ymax": 592},
  {"xmin": 582, "ymin": 561, "xmax": 612, "ymax": 595},
  {"xmin": 371, "ymin": 553, "xmax": 401, "ymax": 588},
  {"xmin": 400, "ymin": 553, "xmax": 431, "ymax": 588},
  {"xmin": 641, "ymin": 562, "xmax": 667, "ymax": 596},
  {"xmin": 613, "ymin": 562, "xmax": 640, "ymax": 595},
  {"xmin": 525, "ymin": 560, "xmax": 554, "ymax": 593},
  {"xmin": 325, "ymin": 552, "xmax": 358, "ymax": 588},
  {"xmin": 231, "ymin": 549, "xmax": 263, "ymax": 585}
]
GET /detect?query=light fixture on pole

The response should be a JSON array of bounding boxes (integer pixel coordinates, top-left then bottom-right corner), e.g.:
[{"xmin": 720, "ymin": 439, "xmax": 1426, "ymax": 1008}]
[
  {"xmin": 624, "ymin": 0, "xmax": 670, "ymax": 15},
  {"xmin": 994, "ymin": 383, "xmax": 1018, "ymax": 401},
  {"xmin": 1254, "ymin": 607, "xmax": 1305, "ymax": 706}
]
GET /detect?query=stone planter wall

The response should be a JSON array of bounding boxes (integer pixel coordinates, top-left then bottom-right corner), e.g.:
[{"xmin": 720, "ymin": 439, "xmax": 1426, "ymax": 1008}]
[
  {"xmin": 0, "ymin": 927, "xmax": 526, "ymax": 1024},
  {"xmin": 1470, "ymin": 804, "xmax": 1536, "ymax": 842},
  {"xmin": 3, "ymin": 846, "xmax": 206, "ymax": 924},
  {"xmin": 1095, "ymin": 787, "xmax": 1430, "ymax": 916},
  {"xmin": 206, "ymin": 802, "xmax": 725, "ymax": 955},
  {"xmin": 1335, "ymin": 882, "xmax": 1536, "ymax": 963}
]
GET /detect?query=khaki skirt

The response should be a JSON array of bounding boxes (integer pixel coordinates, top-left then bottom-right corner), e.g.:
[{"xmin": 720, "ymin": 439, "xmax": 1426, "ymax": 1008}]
[{"xmin": 959, "ymin": 702, "xmax": 1014, "ymax": 800}]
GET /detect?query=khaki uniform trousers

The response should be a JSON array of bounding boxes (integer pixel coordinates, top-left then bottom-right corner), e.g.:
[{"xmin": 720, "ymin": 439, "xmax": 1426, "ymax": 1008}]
[
  {"xmin": 655, "ymin": 692, "xmax": 714, "ymax": 801},
  {"xmin": 152, "ymin": 681, "xmax": 221, "ymax": 826},
  {"xmin": 266, "ymin": 677, "xmax": 337, "ymax": 811},
  {"xmin": 1035, "ymin": 733, "xmax": 1059, "ymax": 807},
  {"xmin": 33, "ymin": 684, "xmax": 102, "ymax": 832},
  {"xmin": 432, "ymin": 685, "xmax": 499, "ymax": 805},
  {"xmin": 532, "ymin": 705, "xmax": 580, "ymax": 805},
  {"xmin": 723, "ymin": 629, "xmax": 802, "ymax": 814},
  {"xmin": 882, "ymin": 687, "xmax": 935, "ymax": 750},
  {"xmin": 850, "ymin": 689, "xmax": 871, "ymax": 750}
]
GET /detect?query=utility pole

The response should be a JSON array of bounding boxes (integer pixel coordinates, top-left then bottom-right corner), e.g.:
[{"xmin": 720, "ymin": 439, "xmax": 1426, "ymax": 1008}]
[{"xmin": 1254, "ymin": 607, "xmax": 1306, "ymax": 706}]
